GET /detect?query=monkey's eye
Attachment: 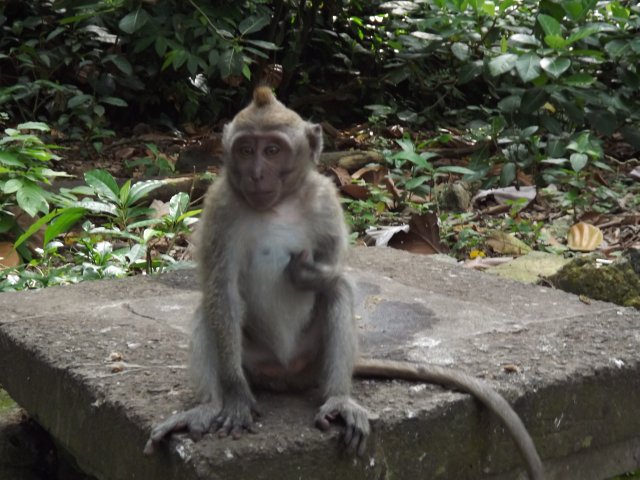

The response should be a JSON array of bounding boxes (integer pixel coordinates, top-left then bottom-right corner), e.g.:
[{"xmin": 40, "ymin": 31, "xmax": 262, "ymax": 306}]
[
  {"xmin": 239, "ymin": 145, "xmax": 254, "ymax": 156},
  {"xmin": 264, "ymin": 144, "xmax": 280, "ymax": 156}
]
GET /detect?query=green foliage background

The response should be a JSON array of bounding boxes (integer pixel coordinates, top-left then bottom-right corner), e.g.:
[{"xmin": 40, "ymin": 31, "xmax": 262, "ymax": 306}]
[{"xmin": 1, "ymin": 0, "xmax": 638, "ymax": 144}]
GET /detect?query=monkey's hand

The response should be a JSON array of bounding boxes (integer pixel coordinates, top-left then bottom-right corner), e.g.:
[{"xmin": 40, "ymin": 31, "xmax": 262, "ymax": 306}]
[
  {"xmin": 286, "ymin": 250, "xmax": 338, "ymax": 291},
  {"xmin": 143, "ymin": 402, "xmax": 219, "ymax": 455},
  {"xmin": 315, "ymin": 396, "xmax": 370, "ymax": 456}
]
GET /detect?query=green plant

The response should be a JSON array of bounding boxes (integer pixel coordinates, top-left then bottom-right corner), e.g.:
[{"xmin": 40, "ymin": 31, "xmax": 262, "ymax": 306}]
[
  {"xmin": 0, "ymin": 122, "xmax": 74, "ymax": 255},
  {"xmin": 386, "ymin": 137, "xmax": 475, "ymax": 206},
  {"xmin": 541, "ymin": 131, "xmax": 612, "ymax": 216},
  {"xmin": 80, "ymin": 169, "xmax": 163, "ymax": 231},
  {"xmin": 125, "ymin": 143, "xmax": 175, "ymax": 177}
]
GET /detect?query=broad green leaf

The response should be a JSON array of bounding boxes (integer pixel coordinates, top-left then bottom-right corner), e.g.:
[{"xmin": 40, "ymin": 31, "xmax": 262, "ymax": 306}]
[
  {"xmin": 14, "ymin": 208, "xmax": 60, "ymax": 248},
  {"xmin": 604, "ymin": 39, "xmax": 629, "ymax": 57},
  {"xmin": 242, "ymin": 63, "xmax": 251, "ymax": 80},
  {"xmin": 404, "ymin": 175, "xmax": 430, "ymax": 190},
  {"xmin": 16, "ymin": 181, "xmax": 48, "ymax": 217},
  {"xmin": 245, "ymin": 39, "xmax": 279, "ymax": 51},
  {"xmin": 562, "ymin": 0, "xmax": 588, "ymax": 20},
  {"xmin": 538, "ymin": 14, "xmax": 562, "ymax": 36},
  {"xmin": 451, "ymin": 42, "xmax": 470, "ymax": 61},
  {"xmin": 563, "ymin": 73, "xmax": 595, "ymax": 87},
  {"xmin": 108, "ymin": 55, "xmax": 133, "ymax": 75},
  {"xmin": 499, "ymin": 0, "xmax": 515, "ymax": 12},
  {"xmin": 17, "ymin": 122, "xmax": 49, "ymax": 131},
  {"xmin": 119, "ymin": 9, "xmax": 150, "ymax": 34},
  {"xmin": 570, "ymin": 153, "xmax": 588, "ymax": 172},
  {"xmin": 219, "ymin": 48, "xmax": 243, "ymax": 78},
  {"xmin": 509, "ymin": 34, "xmax": 539, "ymax": 46},
  {"xmin": 488, "ymin": 53, "xmax": 518, "ymax": 77},
  {"xmin": 177, "ymin": 209, "xmax": 202, "ymax": 223},
  {"xmin": 0, "ymin": 151, "xmax": 25, "ymax": 168},
  {"xmin": 520, "ymin": 88, "xmax": 548, "ymax": 114},
  {"xmin": 208, "ymin": 49, "xmax": 220, "ymax": 67},
  {"xmin": 3, "ymin": 178, "xmax": 23, "ymax": 194},
  {"xmin": 76, "ymin": 200, "xmax": 117, "ymax": 215},
  {"xmin": 155, "ymin": 36, "xmax": 168, "ymax": 56},
  {"xmin": 540, "ymin": 57, "xmax": 571, "ymax": 79},
  {"xmin": 100, "ymin": 96, "xmax": 128, "ymax": 107},
  {"xmin": 85, "ymin": 169, "xmax": 120, "ymax": 203},
  {"xmin": 44, "ymin": 207, "xmax": 87, "ymax": 245},
  {"xmin": 498, "ymin": 95, "xmax": 521, "ymax": 113},
  {"xmin": 500, "ymin": 163, "xmax": 516, "ymax": 187},
  {"xmin": 128, "ymin": 179, "xmax": 164, "ymax": 205},
  {"xmin": 119, "ymin": 179, "xmax": 132, "ymax": 205},
  {"xmin": 169, "ymin": 192, "xmax": 189, "ymax": 218},
  {"xmin": 516, "ymin": 52, "xmax": 541, "ymax": 82},
  {"xmin": 458, "ymin": 61, "xmax": 483, "ymax": 84},
  {"xmin": 238, "ymin": 15, "xmax": 270, "ymax": 35},
  {"xmin": 567, "ymin": 25, "xmax": 600, "ymax": 44},
  {"xmin": 67, "ymin": 94, "xmax": 92, "ymax": 109},
  {"xmin": 544, "ymin": 35, "xmax": 568, "ymax": 49}
]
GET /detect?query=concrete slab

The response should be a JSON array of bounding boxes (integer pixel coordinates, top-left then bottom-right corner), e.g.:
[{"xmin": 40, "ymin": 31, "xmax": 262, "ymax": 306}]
[{"xmin": 0, "ymin": 247, "xmax": 639, "ymax": 480}]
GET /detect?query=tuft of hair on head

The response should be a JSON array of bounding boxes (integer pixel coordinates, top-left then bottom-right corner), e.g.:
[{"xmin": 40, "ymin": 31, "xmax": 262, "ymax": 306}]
[{"xmin": 252, "ymin": 86, "xmax": 276, "ymax": 108}]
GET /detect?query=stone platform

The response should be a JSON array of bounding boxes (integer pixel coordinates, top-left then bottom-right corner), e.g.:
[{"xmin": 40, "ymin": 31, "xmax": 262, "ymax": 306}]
[{"xmin": 0, "ymin": 247, "xmax": 638, "ymax": 480}]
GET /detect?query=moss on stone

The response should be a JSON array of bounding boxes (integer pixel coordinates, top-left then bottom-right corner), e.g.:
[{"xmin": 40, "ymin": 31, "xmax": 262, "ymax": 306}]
[{"xmin": 547, "ymin": 250, "xmax": 640, "ymax": 309}]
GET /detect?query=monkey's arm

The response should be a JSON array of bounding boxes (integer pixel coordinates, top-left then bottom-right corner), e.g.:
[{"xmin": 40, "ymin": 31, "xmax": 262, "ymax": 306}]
[
  {"xmin": 199, "ymin": 241, "xmax": 259, "ymax": 438},
  {"xmin": 313, "ymin": 276, "xmax": 370, "ymax": 456},
  {"xmin": 354, "ymin": 359, "xmax": 545, "ymax": 480}
]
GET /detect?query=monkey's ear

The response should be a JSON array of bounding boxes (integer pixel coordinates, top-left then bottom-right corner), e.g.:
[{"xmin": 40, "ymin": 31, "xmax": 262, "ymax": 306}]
[{"xmin": 306, "ymin": 123, "xmax": 323, "ymax": 164}]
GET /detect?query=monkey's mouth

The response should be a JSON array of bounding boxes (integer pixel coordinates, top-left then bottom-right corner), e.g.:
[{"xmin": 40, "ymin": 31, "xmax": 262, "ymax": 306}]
[{"xmin": 245, "ymin": 190, "xmax": 277, "ymax": 208}]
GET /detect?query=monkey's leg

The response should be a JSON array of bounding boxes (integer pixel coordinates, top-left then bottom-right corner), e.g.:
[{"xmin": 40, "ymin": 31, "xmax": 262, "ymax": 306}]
[{"xmin": 314, "ymin": 276, "xmax": 370, "ymax": 456}]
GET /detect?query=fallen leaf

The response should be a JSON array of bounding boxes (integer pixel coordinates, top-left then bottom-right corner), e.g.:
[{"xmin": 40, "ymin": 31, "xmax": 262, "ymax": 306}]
[
  {"xmin": 328, "ymin": 166, "xmax": 351, "ymax": 187},
  {"xmin": 387, "ymin": 212, "xmax": 448, "ymax": 254},
  {"xmin": 472, "ymin": 185, "xmax": 537, "ymax": 207},
  {"xmin": 486, "ymin": 231, "xmax": 532, "ymax": 256},
  {"xmin": 567, "ymin": 222, "xmax": 603, "ymax": 252},
  {"xmin": 0, "ymin": 242, "xmax": 20, "ymax": 268},
  {"xmin": 352, "ymin": 164, "xmax": 388, "ymax": 185},
  {"xmin": 150, "ymin": 199, "xmax": 170, "ymax": 218},
  {"xmin": 489, "ymin": 251, "xmax": 571, "ymax": 283},
  {"xmin": 341, "ymin": 183, "xmax": 370, "ymax": 200}
]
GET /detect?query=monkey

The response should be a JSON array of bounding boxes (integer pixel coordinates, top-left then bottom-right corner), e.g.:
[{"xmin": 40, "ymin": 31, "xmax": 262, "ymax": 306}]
[{"xmin": 143, "ymin": 87, "xmax": 545, "ymax": 480}]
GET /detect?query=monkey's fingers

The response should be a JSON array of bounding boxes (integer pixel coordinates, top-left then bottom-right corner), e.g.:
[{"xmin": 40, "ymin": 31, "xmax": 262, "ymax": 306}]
[{"xmin": 144, "ymin": 414, "xmax": 190, "ymax": 455}]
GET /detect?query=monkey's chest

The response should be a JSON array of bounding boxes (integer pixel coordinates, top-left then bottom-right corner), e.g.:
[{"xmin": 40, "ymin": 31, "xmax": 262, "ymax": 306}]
[{"xmin": 240, "ymin": 221, "xmax": 316, "ymax": 365}]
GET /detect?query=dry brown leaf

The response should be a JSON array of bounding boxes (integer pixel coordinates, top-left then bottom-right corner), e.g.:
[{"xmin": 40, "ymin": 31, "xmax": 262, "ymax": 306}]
[
  {"xmin": 351, "ymin": 165, "xmax": 388, "ymax": 186},
  {"xmin": 388, "ymin": 212, "xmax": 447, "ymax": 255},
  {"xmin": 327, "ymin": 166, "xmax": 352, "ymax": 187},
  {"xmin": 114, "ymin": 147, "xmax": 136, "ymax": 160},
  {"xmin": 567, "ymin": 222, "xmax": 603, "ymax": 251},
  {"xmin": 340, "ymin": 183, "xmax": 370, "ymax": 200},
  {"xmin": 0, "ymin": 242, "xmax": 20, "ymax": 268}
]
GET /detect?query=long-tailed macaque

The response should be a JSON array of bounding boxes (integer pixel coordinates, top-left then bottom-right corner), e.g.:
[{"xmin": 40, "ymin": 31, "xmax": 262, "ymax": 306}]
[{"xmin": 144, "ymin": 87, "xmax": 544, "ymax": 480}]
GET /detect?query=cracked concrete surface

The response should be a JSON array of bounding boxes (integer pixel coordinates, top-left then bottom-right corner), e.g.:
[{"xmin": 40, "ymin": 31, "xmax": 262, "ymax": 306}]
[{"xmin": 0, "ymin": 247, "xmax": 639, "ymax": 480}]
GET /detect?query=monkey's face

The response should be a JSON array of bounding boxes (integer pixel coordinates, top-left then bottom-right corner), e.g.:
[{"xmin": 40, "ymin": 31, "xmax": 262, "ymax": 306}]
[{"xmin": 228, "ymin": 131, "xmax": 306, "ymax": 210}]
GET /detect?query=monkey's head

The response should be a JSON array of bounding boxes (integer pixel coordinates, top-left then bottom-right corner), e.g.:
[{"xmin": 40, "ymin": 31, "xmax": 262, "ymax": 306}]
[{"xmin": 222, "ymin": 87, "xmax": 323, "ymax": 210}]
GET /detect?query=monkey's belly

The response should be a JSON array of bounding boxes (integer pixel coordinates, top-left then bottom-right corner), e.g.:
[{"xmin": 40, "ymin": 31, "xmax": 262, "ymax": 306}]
[
  {"xmin": 242, "ymin": 322, "xmax": 322, "ymax": 391},
  {"xmin": 243, "ymin": 243, "xmax": 317, "ymax": 368}
]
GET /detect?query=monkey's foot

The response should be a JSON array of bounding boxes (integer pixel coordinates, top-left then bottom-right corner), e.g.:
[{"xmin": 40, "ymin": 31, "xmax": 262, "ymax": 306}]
[
  {"xmin": 143, "ymin": 402, "xmax": 219, "ymax": 455},
  {"xmin": 213, "ymin": 394, "xmax": 260, "ymax": 439},
  {"xmin": 315, "ymin": 396, "xmax": 370, "ymax": 456}
]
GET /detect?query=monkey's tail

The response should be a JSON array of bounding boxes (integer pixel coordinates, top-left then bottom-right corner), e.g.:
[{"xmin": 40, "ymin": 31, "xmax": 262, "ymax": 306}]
[{"xmin": 354, "ymin": 358, "xmax": 545, "ymax": 480}]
